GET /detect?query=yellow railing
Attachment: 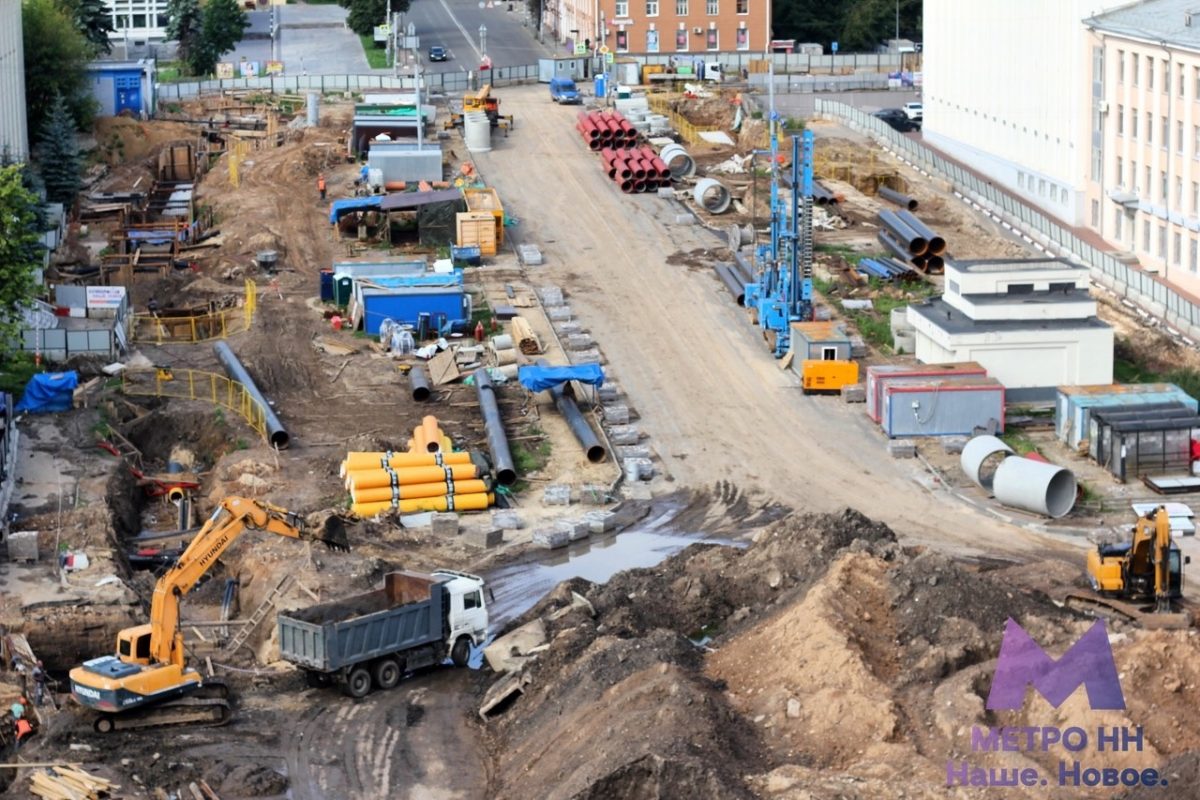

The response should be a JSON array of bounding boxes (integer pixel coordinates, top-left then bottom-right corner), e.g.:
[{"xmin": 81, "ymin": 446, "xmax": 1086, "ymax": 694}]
[
  {"xmin": 121, "ymin": 368, "xmax": 269, "ymax": 441},
  {"xmin": 646, "ymin": 94, "xmax": 720, "ymax": 146},
  {"xmin": 132, "ymin": 280, "xmax": 257, "ymax": 343}
]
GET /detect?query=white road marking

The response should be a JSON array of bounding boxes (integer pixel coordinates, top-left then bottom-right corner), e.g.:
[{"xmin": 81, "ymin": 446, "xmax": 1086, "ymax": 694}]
[{"xmin": 435, "ymin": 0, "xmax": 484, "ymax": 63}]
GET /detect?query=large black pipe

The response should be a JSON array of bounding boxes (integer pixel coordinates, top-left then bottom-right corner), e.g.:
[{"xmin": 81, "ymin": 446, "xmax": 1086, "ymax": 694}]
[
  {"xmin": 213, "ymin": 341, "xmax": 290, "ymax": 449},
  {"xmin": 409, "ymin": 366, "xmax": 431, "ymax": 401},
  {"xmin": 877, "ymin": 230, "xmax": 914, "ymax": 263},
  {"xmin": 897, "ymin": 210, "xmax": 946, "ymax": 255},
  {"xmin": 474, "ymin": 368, "xmax": 516, "ymax": 486},
  {"xmin": 537, "ymin": 360, "xmax": 606, "ymax": 463},
  {"xmin": 878, "ymin": 186, "xmax": 918, "ymax": 211},
  {"xmin": 731, "ymin": 249, "xmax": 755, "ymax": 284},
  {"xmin": 812, "ymin": 183, "xmax": 837, "ymax": 205},
  {"xmin": 925, "ymin": 254, "xmax": 946, "ymax": 274},
  {"xmin": 878, "ymin": 210, "xmax": 928, "ymax": 256},
  {"xmin": 715, "ymin": 264, "xmax": 747, "ymax": 306}
]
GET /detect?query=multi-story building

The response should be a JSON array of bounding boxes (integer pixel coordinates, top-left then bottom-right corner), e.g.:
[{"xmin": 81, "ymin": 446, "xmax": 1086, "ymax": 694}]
[
  {"xmin": 0, "ymin": 0, "xmax": 28, "ymax": 161},
  {"xmin": 104, "ymin": 0, "xmax": 170, "ymax": 47},
  {"xmin": 587, "ymin": 0, "xmax": 768, "ymax": 57},
  {"xmin": 1085, "ymin": 0, "xmax": 1200, "ymax": 297}
]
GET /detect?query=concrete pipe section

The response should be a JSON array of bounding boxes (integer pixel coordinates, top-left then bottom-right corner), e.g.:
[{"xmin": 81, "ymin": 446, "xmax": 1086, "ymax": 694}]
[
  {"xmin": 993, "ymin": 456, "xmax": 1078, "ymax": 519},
  {"xmin": 693, "ymin": 178, "xmax": 732, "ymax": 214},
  {"xmin": 960, "ymin": 435, "xmax": 1014, "ymax": 492},
  {"xmin": 660, "ymin": 143, "xmax": 695, "ymax": 179}
]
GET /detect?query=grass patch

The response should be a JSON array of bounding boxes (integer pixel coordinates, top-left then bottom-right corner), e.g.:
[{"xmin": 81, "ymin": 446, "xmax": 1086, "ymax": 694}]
[
  {"xmin": 815, "ymin": 243, "xmax": 869, "ymax": 266},
  {"xmin": 359, "ymin": 34, "xmax": 390, "ymax": 69},
  {"xmin": 1000, "ymin": 430, "xmax": 1039, "ymax": 456},
  {"xmin": 1114, "ymin": 338, "xmax": 1200, "ymax": 398},
  {"xmin": 511, "ymin": 428, "xmax": 551, "ymax": 475},
  {"xmin": 0, "ymin": 353, "xmax": 40, "ymax": 396},
  {"xmin": 813, "ymin": 271, "xmax": 939, "ymax": 354},
  {"xmin": 471, "ymin": 296, "xmax": 494, "ymax": 329},
  {"xmin": 156, "ymin": 61, "xmax": 185, "ymax": 82}
]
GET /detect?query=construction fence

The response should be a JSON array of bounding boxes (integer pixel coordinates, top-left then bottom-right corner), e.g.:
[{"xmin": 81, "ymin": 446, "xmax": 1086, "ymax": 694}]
[
  {"xmin": 815, "ymin": 99, "xmax": 1200, "ymax": 342},
  {"xmin": 121, "ymin": 368, "xmax": 270, "ymax": 442},
  {"xmin": 131, "ymin": 281, "xmax": 258, "ymax": 344}
]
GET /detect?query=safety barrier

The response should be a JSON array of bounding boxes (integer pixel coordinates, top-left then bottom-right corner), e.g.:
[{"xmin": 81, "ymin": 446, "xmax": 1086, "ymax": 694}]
[
  {"xmin": 646, "ymin": 94, "xmax": 719, "ymax": 146},
  {"xmin": 131, "ymin": 280, "xmax": 258, "ymax": 344},
  {"xmin": 815, "ymin": 99, "xmax": 1200, "ymax": 341},
  {"xmin": 121, "ymin": 368, "xmax": 270, "ymax": 442}
]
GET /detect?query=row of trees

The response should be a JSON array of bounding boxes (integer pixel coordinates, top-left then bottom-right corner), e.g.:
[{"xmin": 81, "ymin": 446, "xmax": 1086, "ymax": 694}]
[
  {"xmin": 342, "ymin": 0, "xmax": 408, "ymax": 37},
  {"xmin": 772, "ymin": 0, "xmax": 922, "ymax": 53},
  {"xmin": 166, "ymin": 0, "xmax": 249, "ymax": 77}
]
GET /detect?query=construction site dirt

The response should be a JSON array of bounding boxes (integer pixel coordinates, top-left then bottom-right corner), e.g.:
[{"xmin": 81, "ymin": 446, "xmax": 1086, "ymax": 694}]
[{"xmin": 5, "ymin": 82, "xmax": 1200, "ymax": 800}]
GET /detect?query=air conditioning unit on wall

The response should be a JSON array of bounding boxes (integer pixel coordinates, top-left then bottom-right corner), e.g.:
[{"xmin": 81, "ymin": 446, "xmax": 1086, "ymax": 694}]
[{"xmin": 693, "ymin": 27, "xmax": 702, "ymax": 34}]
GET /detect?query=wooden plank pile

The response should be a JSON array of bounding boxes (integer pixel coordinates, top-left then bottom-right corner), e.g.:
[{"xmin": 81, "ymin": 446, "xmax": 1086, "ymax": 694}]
[{"xmin": 29, "ymin": 766, "xmax": 116, "ymax": 799}]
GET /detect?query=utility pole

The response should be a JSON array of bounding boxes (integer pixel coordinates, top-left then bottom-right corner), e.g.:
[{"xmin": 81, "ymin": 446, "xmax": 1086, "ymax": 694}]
[{"xmin": 895, "ymin": 0, "xmax": 900, "ymax": 45}]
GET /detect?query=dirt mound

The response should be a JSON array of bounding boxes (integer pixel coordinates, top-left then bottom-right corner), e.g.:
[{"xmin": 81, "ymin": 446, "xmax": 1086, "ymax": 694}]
[{"xmin": 212, "ymin": 763, "xmax": 289, "ymax": 796}]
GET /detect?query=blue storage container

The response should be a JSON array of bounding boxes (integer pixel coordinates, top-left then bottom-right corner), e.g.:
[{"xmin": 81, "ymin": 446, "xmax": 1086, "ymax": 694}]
[
  {"xmin": 451, "ymin": 246, "xmax": 482, "ymax": 266},
  {"xmin": 319, "ymin": 270, "xmax": 334, "ymax": 302}
]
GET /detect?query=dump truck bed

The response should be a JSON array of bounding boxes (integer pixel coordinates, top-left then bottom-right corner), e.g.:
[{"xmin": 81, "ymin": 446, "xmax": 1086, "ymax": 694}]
[{"xmin": 277, "ymin": 572, "xmax": 448, "ymax": 672}]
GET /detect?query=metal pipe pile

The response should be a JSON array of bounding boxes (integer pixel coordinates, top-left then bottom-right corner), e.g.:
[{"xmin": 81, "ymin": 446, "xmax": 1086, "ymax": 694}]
[
  {"xmin": 856, "ymin": 257, "xmax": 918, "ymax": 282},
  {"xmin": 341, "ymin": 416, "xmax": 495, "ymax": 517},
  {"xmin": 599, "ymin": 145, "xmax": 673, "ymax": 194},
  {"xmin": 876, "ymin": 208, "xmax": 947, "ymax": 276},
  {"xmin": 576, "ymin": 109, "xmax": 639, "ymax": 151}
]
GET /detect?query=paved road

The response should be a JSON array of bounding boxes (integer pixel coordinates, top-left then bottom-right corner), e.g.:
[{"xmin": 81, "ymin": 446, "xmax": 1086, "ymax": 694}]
[
  {"xmin": 763, "ymin": 88, "xmax": 922, "ymax": 120},
  {"xmin": 401, "ymin": 0, "xmax": 554, "ymax": 74},
  {"xmin": 223, "ymin": 5, "xmax": 370, "ymax": 75}
]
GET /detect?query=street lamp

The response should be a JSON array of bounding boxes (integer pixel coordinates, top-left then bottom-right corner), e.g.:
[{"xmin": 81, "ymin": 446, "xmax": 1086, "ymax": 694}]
[{"xmin": 479, "ymin": 24, "xmax": 487, "ymax": 57}]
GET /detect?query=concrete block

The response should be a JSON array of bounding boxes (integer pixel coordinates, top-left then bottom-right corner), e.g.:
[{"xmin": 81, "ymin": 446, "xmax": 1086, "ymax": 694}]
[
  {"xmin": 606, "ymin": 424, "xmax": 639, "ymax": 445},
  {"xmin": 566, "ymin": 333, "xmax": 594, "ymax": 351},
  {"xmin": 623, "ymin": 457, "xmax": 654, "ymax": 481},
  {"xmin": 465, "ymin": 528, "xmax": 504, "ymax": 548},
  {"xmin": 399, "ymin": 512, "xmax": 435, "ymax": 528},
  {"xmin": 887, "ymin": 440, "xmax": 917, "ymax": 459},
  {"xmin": 7, "ymin": 530, "xmax": 37, "ymax": 562},
  {"xmin": 484, "ymin": 618, "xmax": 547, "ymax": 673},
  {"xmin": 554, "ymin": 321, "xmax": 583, "ymax": 335},
  {"xmin": 597, "ymin": 384, "xmax": 621, "ymax": 402},
  {"xmin": 673, "ymin": 214, "xmax": 694, "ymax": 225},
  {"xmin": 491, "ymin": 510, "xmax": 523, "ymax": 530},
  {"xmin": 623, "ymin": 483, "xmax": 653, "ymax": 500},
  {"xmin": 583, "ymin": 510, "xmax": 617, "ymax": 533},
  {"xmin": 533, "ymin": 527, "xmax": 570, "ymax": 550},
  {"xmin": 577, "ymin": 484, "xmax": 610, "ymax": 505},
  {"xmin": 840, "ymin": 384, "xmax": 866, "ymax": 403},
  {"xmin": 557, "ymin": 519, "xmax": 590, "ymax": 542},
  {"xmin": 657, "ymin": 187, "xmax": 675, "ymax": 199},
  {"xmin": 518, "ymin": 244, "xmax": 543, "ymax": 266},
  {"xmin": 547, "ymin": 305, "xmax": 573, "ymax": 321},
  {"xmin": 941, "ymin": 436, "xmax": 969, "ymax": 455},
  {"xmin": 573, "ymin": 349, "xmax": 603, "ymax": 364},
  {"xmin": 616, "ymin": 444, "xmax": 653, "ymax": 460},
  {"xmin": 603, "ymin": 405, "xmax": 630, "ymax": 425},
  {"xmin": 542, "ymin": 484, "xmax": 572, "ymax": 506},
  {"xmin": 431, "ymin": 512, "xmax": 460, "ymax": 536},
  {"xmin": 537, "ymin": 286, "xmax": 564, "ymax": 306}
]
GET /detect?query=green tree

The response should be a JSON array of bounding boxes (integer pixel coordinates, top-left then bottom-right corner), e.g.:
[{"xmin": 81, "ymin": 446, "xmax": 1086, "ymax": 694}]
[
  {"xmin": 771, "ymin": 0, "xmax": 922, "ymax": 50},
  {"xmin": 187, "ymin": 0, "xmax": 248, "ymax": 76},
  {"xmin": 36, "ymin": 95, "xmax": 82, "ymax": 206},
  {"xmin": 62, "ymin": 0, "xmax": 115, "ymax": 54},
  {"xmin": 21, "ymin": 0, "xmax": 95, "ymax": 137},
  {"xmin": 342, "ymin": 0, "xmax": 407, "ymax": 37},
  {"xmin": 165, "ymin": 0, "xmax": 203, "ymax": 74},
  {"xmin": 0, "ymin": 166, "xmax": 45, "ymax": 350}
]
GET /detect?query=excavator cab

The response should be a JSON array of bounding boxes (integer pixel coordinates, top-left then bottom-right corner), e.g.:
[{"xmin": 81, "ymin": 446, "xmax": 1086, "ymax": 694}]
[{"xmin": 116, "ymin": 624, "xmax": 155, "ymax": 667}]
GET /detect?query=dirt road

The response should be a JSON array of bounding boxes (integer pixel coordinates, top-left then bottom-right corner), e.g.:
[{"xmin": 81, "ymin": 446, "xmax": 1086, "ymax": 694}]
[{"xmin": 472, "ymin": 86, "xmax": 1074, "ymax": 562}]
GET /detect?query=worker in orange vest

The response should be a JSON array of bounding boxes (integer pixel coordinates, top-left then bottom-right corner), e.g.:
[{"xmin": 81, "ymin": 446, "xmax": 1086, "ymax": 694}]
[{"xmin": 317, "ymin": 173, "xmax": 327, "ymax": 201}]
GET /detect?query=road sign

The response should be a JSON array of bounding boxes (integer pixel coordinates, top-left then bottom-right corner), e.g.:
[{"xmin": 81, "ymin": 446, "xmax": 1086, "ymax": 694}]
[
  {"xmin": 598, "ymin": 45, "xmax": 610, "ymax": 54},
  {"xmin": 605, "ymin": 52, "xmax": 614, "ymax": 64},
  {"xmin": 831, "ymin": 41, "xmax": 838, "ymax": 53}
]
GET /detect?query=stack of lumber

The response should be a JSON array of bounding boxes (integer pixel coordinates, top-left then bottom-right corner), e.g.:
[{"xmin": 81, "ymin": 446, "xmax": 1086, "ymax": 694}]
[
  {"xmin": 29, "ymin": 766, "xmax": 115, "ymax": 799},
  {"xmin": 511, "ymin": 317, "xmax": 542, "ymax": 355}
]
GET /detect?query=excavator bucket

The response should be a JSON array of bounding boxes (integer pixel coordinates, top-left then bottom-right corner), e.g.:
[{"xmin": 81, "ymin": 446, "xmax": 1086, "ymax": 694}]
[{"xmin": 310, "ymin": 513, "xmax": 351, "ymax": 552}]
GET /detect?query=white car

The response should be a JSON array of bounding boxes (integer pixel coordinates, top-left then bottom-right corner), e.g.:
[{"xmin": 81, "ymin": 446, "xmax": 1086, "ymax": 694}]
[{"xmin": 903, "ymin": 102, "xmax": 924, "ymax": 122}]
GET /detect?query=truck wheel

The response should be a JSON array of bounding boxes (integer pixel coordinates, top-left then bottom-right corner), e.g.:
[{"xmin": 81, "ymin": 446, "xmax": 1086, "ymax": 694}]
[
  {"xmin": 450, "ymin": 636, "xmax": 472, "ymax": 668},
  {"xmin": 373, "ymin": 658, "xmax": 401, "ymax": 690},
  {"xmin": 342, "ymin": 666, "xmax": 372, "ymax": 698}
]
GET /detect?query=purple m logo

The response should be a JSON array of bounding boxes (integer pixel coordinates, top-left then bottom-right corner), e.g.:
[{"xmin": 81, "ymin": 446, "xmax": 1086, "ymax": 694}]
[{"xmin": 986, "ymin": 618, "xmax": 1125, "ymax": 710}]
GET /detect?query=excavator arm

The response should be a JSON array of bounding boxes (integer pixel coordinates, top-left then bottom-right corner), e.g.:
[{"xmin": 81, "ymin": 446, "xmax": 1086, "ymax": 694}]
[
  {"xmin": 146, "ymin": 496, "xmax": 349, "ymax": 668},
  {"xmin": 1153, "ymin": 507, "xmax": 1174, "ymax": 612}
]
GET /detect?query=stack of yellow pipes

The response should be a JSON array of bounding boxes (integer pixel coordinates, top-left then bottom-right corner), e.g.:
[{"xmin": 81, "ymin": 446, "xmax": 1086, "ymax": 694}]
[{"xmin": 342, "ymin": 416, "xmax": 494, "ymax": 518}]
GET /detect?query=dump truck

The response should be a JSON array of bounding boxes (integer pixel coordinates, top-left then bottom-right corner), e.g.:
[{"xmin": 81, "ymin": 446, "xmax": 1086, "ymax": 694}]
[{"xmin": 278, "ymin": 570, "xmax": 489, "ymax": 697}]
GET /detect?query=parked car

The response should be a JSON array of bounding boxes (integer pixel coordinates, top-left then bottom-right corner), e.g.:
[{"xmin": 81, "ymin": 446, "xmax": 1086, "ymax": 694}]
[
  {"xmin": 428, "ymin": 46, "xmax": 448, "ymax": 62},
  {"xmin": 903, "ymin": 102, "xmax": 923, "ymax": 121},
  {"xmin": 873, "ymin": 108, "xmax": 920, "ymax": 132},
  {"xmin": 549, "ymin": 77, "xmax": 582, "ymax": 104}
]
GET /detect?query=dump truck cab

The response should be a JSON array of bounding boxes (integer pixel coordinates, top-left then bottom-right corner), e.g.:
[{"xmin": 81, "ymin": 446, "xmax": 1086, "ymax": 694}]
[{"xmin": 437, "ymin": 570, "xmax": 489, "ymax": 647}]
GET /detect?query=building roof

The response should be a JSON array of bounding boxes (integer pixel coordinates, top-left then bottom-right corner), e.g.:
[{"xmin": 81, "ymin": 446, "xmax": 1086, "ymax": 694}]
[
  {"xmin": 950, "ymin": 257, "xmax": 1087, "ymax": 274},
  {"xmin": 1058, "ymin": 382, "xmax": 1182, "ymax": 396},
  {"xmin": 379, "ymin": 189, "xmax": 464, "ymax": 211},
  {"xmin": 790, "ymin": 320, "xmax": 849, "ymax": 341},
  {"xmin": 957, "ymin": 289, "xmax": 1094, "ymax": 306},
  {"xmin": 910, "ymin": 298, "xmax": 1112, "ymax": 334},
  {"xmin": 1086, "ymin": 0, "xmax": 1200, "ymax": 51}
]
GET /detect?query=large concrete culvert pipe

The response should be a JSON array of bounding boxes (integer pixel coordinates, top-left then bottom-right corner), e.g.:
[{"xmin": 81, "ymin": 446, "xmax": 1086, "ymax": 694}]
[
  {"xmin": 693, "ymin": 178, "xmax": 732, "ymax": 214},
  {"xmin": 960, "ymin": 435, "xmax": 1014, "ymax": 492},
  {"xmin": 992, "ymin": 456, "xmax": 1078, "ymax": 519},
  {"xmin": 660, "ymin": 143, "xmax": 695, "ymax": 179}
]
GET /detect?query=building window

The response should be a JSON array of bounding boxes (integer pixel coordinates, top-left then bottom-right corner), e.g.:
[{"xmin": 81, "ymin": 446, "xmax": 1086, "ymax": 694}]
[
  {"xmin": 1148, "ymin": 57, "xmax": 1154, "ymax": 89},
  {"xmin": 1146, "ymin": 112, "xmax": 1153, "ymax": 144},
  {"xmin": 1117, "ymin": 105, "xmax": 1124, "ymax": 135},
  {"xmin": 1161, "ymin": 170, "xmax": 1168, "ymax": 201},
  {"xmin": 736, "ymin": 27, "xmax": 748, "ymax": 49},
  {"xmin": 705, "ymin": 28, "xmax": 718, "ymax": 49},
  {"xmin": 1181, "ymin": 65, "xmax": 1186, "ymax": 97},
  {"xmin": 736, "ymin": 0, "xmax": 747, "ymax": 12},
  {"xmin": 675, "ymin": 28, "xmax": 687, "ymax": 50},
  {"xmin": 615, "ymin": 28, "xmax": 628, "ymax": 51},
  {"xmin": 1132, "ymin": 53, "xmax": 1139, "ymax": 85},
  {"xmin": 706, "ymin": 0, "xmax": 717, "ymax": 13},
  {"xmin": 1160, "ymin": 224, "xmax": 1167, "ymax": 257},
  {"xmin": 1165, "ymin": 62, "xmax": 1171, "ymax": 93},
  {"xmin": 1179, "ymin": 121, "xmax": 1185, "ymax": 153},
  {"xmin": 1163, "ymin": 116, "xmax": 1170, "ymax": 149},
  {"xmin": 676, "ymin": 0, "xmax": 686, "ymax": 14},
  {"xmin": 1116, "ymin": 156, "xmax": 1123, "ymax": 185},
  {"xmin": 615, "ymin": 0, "xmax": 627, "ymax": 15},
  {"xmin": 1144, "ymin": 219, "xmax": 1151, "ymax": 251},
  {"xmin": 1118, "ymin": 49, "xmax": 1125, "ymax": 82},
  {"xmin": 1115, "ymin": 209, "xmax": 1123, "ymax": 239},
  {"xmin": 1193, "ymin": 181, "xmax": 1199, "ymax": 214},
  {"xmin": 646, "ymin": 0, "xmax": 658, "ymax": 16},
  {"xmin": 1146, "ymin": 166, "xmax": 1151, "ymax": 196},
  {"xmin": 1017, "ymin": 172, "xmax": 1024, "ymax": 189},
  {"xmin": 1132, "ymin": 160, "xmax": 1137, "ymax": 190},
  {"xmin": 1132, "ymin": 109, "xmax": 1139, "ymax": 138},
  {"xmin": 1091, "ymin": 149, "xmax": 1101, "ymax": 181},
  {"xmin": 1192, "ymin": 238, "xmax": 1198, "ymax": 272},
  {"xmin": 1039, "ymin": 178, "xmax": 1046, "ymax": 196},
  {"xmin": 1091, "ymin": 199, "xmax": 1100, "ymax": 227},
  {"xmin": 646, "ymin": 28, "xmax": 659, "ymax": 50},
  {"xmin": 1178, "ymin": 177, "xmax": 1184, "ymax": 206},
  {"xmin": 1174, "ymin": 231, "xmax": 1183, "ymax": 265}
]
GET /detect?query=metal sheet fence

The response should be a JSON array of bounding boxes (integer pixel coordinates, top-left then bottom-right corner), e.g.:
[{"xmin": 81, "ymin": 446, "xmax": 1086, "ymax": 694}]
[{"xmin": 815, "ymin": 99, "xmax": 1200, "ymax": 338}]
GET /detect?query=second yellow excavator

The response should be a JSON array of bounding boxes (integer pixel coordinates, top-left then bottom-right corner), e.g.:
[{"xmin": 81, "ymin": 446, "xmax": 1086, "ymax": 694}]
[{"xmin": 69, "ymin": 496, "xmax": 349, "ymax": 732}]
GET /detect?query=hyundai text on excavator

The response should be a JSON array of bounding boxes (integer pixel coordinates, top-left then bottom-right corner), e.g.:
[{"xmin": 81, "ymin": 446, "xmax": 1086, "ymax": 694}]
[
  {"xmin": 69, "ymin": 496, "xmax": 349, "ymax": 732},
  {"xmin": 1065, "ymin": 506, "xmax": 1192, "ymax": 630}
]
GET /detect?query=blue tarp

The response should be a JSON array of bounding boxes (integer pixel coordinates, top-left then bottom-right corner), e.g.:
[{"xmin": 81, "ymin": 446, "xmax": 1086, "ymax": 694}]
[
  {"xmin": 15, "ymin": 372, "xmax": 79, "ymax": 413},
  {"xmin": 329, "ymin": 196, "xmax": 383, "ymax": 223},
  {"xmin": 518, "ymin": 365, "xmax": 605, "ymax": 393}
]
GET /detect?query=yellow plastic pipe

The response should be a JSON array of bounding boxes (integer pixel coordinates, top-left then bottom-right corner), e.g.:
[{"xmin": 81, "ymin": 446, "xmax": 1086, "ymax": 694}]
[
  {"xmin": 350, "ymin": 492, "xmax": 494, "ymax": 518},
  {"xmin": 346, "ymin": 463, "xmax": 482, "ymax": 490},
  {"xmin": 341, "ymin": 451, "xmax": 472, "ymax": 476},
  {"xmin": 351, "ymin": 479, "xmax": 490, "ymax": 504},
  {"xmin": 421, "ymin": 416, "xmax": 442, "ymax": 453}
]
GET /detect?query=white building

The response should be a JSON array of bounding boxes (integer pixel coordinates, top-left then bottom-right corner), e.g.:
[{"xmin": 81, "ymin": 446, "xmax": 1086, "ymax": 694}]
[
  {"xmin": 923, "ymin": 0, "xmax": 1129, "ymax": 227},
  {"xmin": 105, "ymin": 0, "xmax": 170, "ymax": 46},
  {"xmin": 906, "ymin": 258, "xmax": 1114, "ymax": 400},
  {"xmin": 0, "ymin": 0, "xmax": 28, "ymax": 161}
]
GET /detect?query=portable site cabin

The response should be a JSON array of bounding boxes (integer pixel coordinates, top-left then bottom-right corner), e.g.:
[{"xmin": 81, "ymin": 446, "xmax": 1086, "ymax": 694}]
[
  {"xmin": 880, "ymin": 375, "xmax": 1005, "ymax": 438},
  {"xmin": 1055, "ymin": 383, "xmax": 1197, "ymax": 450},
  {"xmin": 462, "ymin": 188, "xmax": 505, "ymax": 248},
  {"xmin": 1088, "ymin": 405, "xmax": 1200, "ymax": 482},
  {"xmin": 352, "ymin": 276, "xmax": 469, "ymax": 336},
  {"xmin": 788, "ymin": 321, "xmax": 852, "ymax": 365},
  {"xmin": 865, "ymin": 362, "xmax": 987, "ymax": 423}
]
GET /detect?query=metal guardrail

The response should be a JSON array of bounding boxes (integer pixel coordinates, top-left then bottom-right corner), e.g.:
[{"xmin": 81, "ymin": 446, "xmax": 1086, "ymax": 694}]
[
  {"xmin": 131, "ymin": 280, "xmax": 258, "ymax": 344},
  {"xmin": 815, "ymin": 99, "xmax": 1200, "ymax": 338},
  {"xmin": 121, "ymin": 368, "xmax": 270, "ymax": 441}
]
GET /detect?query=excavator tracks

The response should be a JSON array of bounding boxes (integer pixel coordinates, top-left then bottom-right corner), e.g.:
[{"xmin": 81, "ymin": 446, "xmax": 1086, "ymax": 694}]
[
  {"xmin": 94, "ymin": 679, "xmax": 233, "ymax": 733},
  {"xmin": 1064, "ymin": 593, "xmax": 1192, "ymax": 630}
]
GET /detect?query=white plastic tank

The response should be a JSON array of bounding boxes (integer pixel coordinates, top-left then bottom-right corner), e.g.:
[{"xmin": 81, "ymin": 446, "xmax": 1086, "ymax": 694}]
[
  {"xmin": 306, "ymin": 92, "xmax": 319, "ymax": 126},
  {"xmin": 463, "ymin": 111, "xmax": 492, "ymax": 153}
]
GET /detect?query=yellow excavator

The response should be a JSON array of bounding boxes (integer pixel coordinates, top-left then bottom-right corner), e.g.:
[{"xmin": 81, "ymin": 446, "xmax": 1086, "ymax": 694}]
[
  {"xmin": 70, "ymin": 496, "xmax": 349, "ymax": 732},
  {"xmin": 1066, "ymin": 506, "xmax": 1192, "ymax": 629}
]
